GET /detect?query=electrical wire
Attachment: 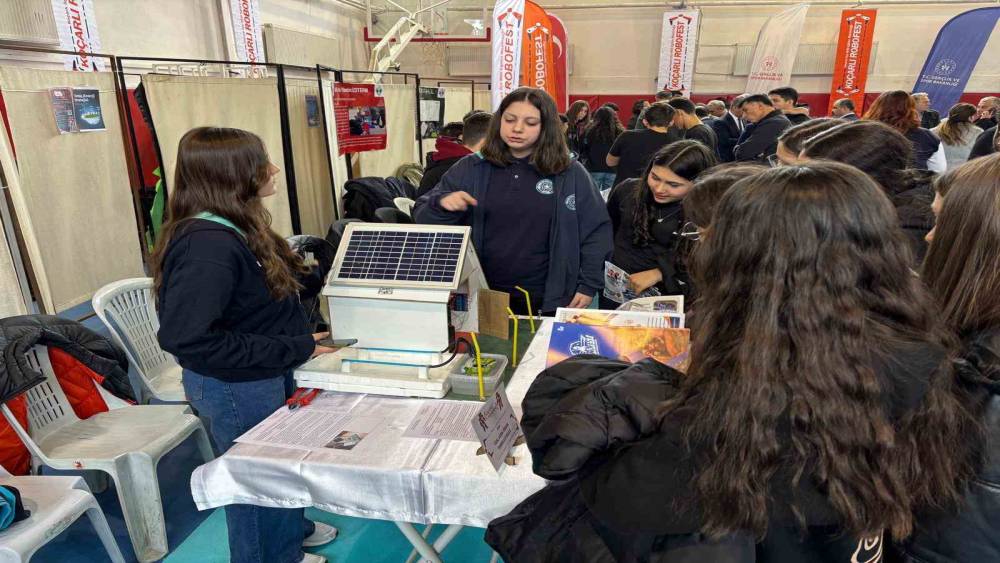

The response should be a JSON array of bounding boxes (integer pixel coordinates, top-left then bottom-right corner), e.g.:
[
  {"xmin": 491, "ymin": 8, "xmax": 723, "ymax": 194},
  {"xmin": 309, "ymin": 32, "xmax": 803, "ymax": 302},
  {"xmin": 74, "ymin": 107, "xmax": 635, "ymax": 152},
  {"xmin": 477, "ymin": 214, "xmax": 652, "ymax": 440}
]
[{"xmin": 426, "ymin": 337, "xmax": 473, "ymax": 369}]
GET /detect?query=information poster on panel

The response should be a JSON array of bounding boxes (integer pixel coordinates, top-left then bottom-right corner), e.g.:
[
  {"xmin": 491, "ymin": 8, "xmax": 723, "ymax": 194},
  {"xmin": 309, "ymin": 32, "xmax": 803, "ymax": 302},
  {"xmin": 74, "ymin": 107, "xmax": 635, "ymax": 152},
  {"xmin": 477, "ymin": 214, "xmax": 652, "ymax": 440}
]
[
  {"xmin": 333, "ymin": 82, "xmax": 388, "ymax": 154},
  {"xmin": 419, "ymin": 87, "xmax": 447, "ymax": 139}
]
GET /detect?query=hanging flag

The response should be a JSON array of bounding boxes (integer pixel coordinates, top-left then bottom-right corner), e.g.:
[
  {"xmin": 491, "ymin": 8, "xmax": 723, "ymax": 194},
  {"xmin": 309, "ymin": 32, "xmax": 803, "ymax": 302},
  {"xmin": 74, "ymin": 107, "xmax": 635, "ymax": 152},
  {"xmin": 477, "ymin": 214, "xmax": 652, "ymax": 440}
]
[
  {"xmin": 745, "ymin": 4, "xmax": 810, "ymax": 94},
  {"xmin": 229, "ymin": 0, "xmax": 266, "ymax": 64},
  {"xmin": 912, "ymin": 7, "xmax": 1000, "ymax": 114},
  {"xmin": 491, "ymin": 0, "xmax": 526, "ymax": 110},
  {"xmin": 827, "ymin": 9, "xmax": 877, "ymax": 116},
  {"xmin": 549, "ymin": 14, "xmax": 569, "ymax": 113},
  {"xmin": 657, "ymin": 10, "xmax": 700, "ymax": 96},
  {"xmin": 520, "ymin": 1, "xmax": 559, "ymax": 103},
  {"xmin": 50, "ymin": 0, "xmax": 104, "ymax": 71}
]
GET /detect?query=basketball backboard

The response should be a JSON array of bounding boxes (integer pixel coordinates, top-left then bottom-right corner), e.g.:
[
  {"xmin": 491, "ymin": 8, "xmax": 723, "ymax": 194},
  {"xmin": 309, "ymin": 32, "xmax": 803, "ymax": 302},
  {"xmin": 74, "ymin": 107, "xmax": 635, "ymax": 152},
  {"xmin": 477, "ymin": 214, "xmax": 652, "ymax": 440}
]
[{"xmin": 364, "ymin": 0, "xmax": 490, "ymax": 43}]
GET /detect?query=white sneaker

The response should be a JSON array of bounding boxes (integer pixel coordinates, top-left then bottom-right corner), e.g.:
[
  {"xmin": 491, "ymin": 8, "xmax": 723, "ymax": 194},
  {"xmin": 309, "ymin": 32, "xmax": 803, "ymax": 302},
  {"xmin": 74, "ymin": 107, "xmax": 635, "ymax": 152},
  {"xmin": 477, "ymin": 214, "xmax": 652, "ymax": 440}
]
[
  {"xmin": 301, "ymin": 553, "xmax": 326, "ymax": 563},
  {"xmin": 303, "ymin": 522, "xmax": 339, "ymax": 548}
]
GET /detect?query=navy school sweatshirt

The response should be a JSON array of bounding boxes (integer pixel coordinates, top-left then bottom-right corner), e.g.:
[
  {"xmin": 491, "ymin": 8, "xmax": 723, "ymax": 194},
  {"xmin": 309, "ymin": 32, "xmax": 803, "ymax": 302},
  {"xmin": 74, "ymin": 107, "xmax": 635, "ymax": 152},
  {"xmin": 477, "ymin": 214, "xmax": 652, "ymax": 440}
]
[{"xmin": 156, "ymin": 219, "xmax": 315, "ymax": 382}]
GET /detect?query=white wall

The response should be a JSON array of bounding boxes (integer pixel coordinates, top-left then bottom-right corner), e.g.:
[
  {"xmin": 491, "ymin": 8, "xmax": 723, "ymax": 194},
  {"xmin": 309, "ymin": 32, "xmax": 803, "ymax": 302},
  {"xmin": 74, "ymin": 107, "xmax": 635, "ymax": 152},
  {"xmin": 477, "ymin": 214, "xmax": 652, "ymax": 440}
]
[{"xmin": 395, "ymin": 2, "xmax": 1000, "ymax": 95}]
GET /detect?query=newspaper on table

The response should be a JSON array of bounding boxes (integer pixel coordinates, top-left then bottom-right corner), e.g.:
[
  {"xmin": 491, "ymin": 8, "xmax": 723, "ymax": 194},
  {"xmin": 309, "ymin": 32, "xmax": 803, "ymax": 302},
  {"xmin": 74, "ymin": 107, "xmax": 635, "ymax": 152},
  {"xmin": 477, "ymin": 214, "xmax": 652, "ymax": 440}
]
[
  {"xmin": 402, "ymin": 400, "xmax": 480, "ymax": 442},
  {"xmin": 603, "ymin": 261, "xmax": 661, "ymax": 304},
  {"xmin": 555, "ymin": 307, "xmax": 684, "ymax": 328}
]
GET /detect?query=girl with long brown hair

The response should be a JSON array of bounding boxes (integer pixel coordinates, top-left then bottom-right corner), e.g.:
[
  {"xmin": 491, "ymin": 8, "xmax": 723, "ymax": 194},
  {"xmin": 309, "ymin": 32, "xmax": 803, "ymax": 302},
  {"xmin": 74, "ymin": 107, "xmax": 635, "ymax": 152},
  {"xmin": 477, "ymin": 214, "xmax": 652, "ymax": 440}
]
[
  {"xmin": 414, "ymin": 88, "xmax": 612, "ymax": 314},
  {"xmin": 565, "ymin": 99, "xmax": 591, "ymax": 154},
  {"xmin": 902, "ymin": 153, "xmax": 1000, "ymax": 561},
  {"xmin": 494, "ymin": 161, "xmax": 979, "ymax": 562},
  {"xmin": 154, "ymin": 127, "xmax": 336, "ymax": 563},
  {"xmin": 931, "ymin": 102, "xmax": 984, "ymax": 169},
  {"xmin": 864, "ymin": 90, "xmax": 945, "ymax": 171}
]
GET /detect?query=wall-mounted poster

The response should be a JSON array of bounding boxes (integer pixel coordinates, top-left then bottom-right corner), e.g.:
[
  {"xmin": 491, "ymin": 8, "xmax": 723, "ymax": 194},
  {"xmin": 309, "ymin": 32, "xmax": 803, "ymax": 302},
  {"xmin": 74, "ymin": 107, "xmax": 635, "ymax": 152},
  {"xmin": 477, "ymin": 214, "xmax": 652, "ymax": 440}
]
[
  {"xmin": 305, "ymin": 94, "xmax": 320, "ymax": 128},
  {"xmin": 47, "ymin": 86, "xmax": 104, "ymax": 133},
  {"xmin": 419, "ymin": 87, "xmax": 447, "ymax": 139},
  {"xmin": 333, "ymin": 82, "xmax": 388, "ymax": 154}
]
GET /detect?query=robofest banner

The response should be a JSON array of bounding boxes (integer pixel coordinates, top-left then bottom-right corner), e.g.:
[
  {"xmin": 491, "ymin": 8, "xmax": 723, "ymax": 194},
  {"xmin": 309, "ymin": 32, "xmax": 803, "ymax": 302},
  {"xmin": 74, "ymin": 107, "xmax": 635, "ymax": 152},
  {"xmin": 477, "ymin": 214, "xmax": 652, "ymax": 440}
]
[
  {"xmin": 333, "ymin": 83, "xmax": 388, "ymax": 155},
  {"xmin": 520, "ymin": 2, "xmax": 560, "ymax": 106},
  {"xmin": 912, "ymin": 7, "xmax": 1000, "ymax": 115},
  {"xmin": 745, "ymin": 3, "xmax": 810, "ymax": 94},
  {"xmin": 229, "ymin": 0, "xmax": 266, "ymax": 64},
  {"xmin": 826, "ymin": 9, "xmax": 878, "ymax": 116},
  {"xmin": 491, "ymin": 0, "xmax": 526, "ymax": 110},
  {"xmin": 549, "ymin": 14, "xmax": 570, "ymax": 113},
  {"xmin": 657, "ymin": 10, "xmax": 700, "ymax": 96},
  {"xmin": 51, "ymin": 0, "xmax": 104, "ymax": 71}
]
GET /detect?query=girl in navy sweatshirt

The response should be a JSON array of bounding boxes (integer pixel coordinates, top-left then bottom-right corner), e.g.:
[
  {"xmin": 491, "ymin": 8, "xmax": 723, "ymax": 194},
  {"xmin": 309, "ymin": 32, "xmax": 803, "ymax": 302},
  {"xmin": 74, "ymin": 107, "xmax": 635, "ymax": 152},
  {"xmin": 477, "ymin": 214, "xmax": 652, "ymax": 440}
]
[{"xmin": 153, "ymin": 127, "xmax": 336, "ymax": 563}]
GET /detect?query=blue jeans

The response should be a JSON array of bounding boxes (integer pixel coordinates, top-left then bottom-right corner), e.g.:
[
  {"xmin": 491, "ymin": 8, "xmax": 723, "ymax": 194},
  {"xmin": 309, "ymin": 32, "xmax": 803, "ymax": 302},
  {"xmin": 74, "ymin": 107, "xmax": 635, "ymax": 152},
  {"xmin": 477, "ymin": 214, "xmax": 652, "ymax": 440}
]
[
  {"xmin": 182, "ymin": 370, "xmax": 314, "ymax": 563},
  {"xmin": 590, "ymin": 172, "xmax": 616, "ymax": 194}
]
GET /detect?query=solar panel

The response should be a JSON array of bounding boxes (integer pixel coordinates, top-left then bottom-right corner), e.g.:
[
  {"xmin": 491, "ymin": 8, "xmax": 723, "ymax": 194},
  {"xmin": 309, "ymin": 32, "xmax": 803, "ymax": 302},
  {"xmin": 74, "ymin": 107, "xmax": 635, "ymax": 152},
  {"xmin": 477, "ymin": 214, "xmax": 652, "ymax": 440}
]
[{"xmin": 334, "ymin": 227, "xmax": 467, "ymax": 287}]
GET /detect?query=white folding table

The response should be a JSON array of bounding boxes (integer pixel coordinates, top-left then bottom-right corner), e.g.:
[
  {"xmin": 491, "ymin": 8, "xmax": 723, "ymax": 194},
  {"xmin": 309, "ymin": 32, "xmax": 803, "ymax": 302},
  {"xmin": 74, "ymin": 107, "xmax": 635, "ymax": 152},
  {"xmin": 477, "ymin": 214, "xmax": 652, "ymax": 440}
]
[{"xmin": 190, "ymin": 321, "xmax": 555, "ymax": 562}]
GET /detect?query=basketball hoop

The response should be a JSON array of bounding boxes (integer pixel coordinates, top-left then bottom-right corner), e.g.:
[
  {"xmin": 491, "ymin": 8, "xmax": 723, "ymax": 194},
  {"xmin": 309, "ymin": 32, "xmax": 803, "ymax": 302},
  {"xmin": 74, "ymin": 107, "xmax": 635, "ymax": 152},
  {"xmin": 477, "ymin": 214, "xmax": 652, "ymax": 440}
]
[{"xmin": 420, "ymin": 41, "xmax": 448, "ymax": 63}]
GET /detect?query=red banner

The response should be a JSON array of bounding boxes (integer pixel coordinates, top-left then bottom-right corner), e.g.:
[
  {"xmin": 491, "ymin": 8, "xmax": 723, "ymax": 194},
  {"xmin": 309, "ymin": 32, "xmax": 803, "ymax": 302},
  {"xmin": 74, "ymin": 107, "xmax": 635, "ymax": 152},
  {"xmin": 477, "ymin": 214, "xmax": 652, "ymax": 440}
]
[
  {"xmin": 520, "ymin": 1, "xmax": 559, "ymax": 102},
  {"xmin": 549, "ymin": 14, "xmax": 569, "ymax": 112},
  {"xmin": 827, "ymin": 9, "xmax": 877, "ymax": 115},
  {"xmin": 334, "ymin": 83, "xmax": 388, "ymax": 155}
]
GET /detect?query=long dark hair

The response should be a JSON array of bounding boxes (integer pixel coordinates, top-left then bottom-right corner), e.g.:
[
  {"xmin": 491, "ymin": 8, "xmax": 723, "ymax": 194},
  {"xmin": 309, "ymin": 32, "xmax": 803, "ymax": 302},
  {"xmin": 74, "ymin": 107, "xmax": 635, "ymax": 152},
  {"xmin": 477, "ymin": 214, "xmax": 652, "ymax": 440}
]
[
  {"xmin": 801, "ymin": 120, "xmax": 914, "ymax": 195},
  {"xmin": 631, "ymin": 140, "xmax": 716, "ymax": 246},
  {"xmin": 922, "ymin": 154, "xmax": 1000, "ymax": 337},
  {"xmin": 582, "ymin": 106, "xmax": 623, "ymax": 146},
  {"xmin": 663, "ymin": 161, "xmax": 978, "ymax": 541},
  {"xmin": 864, "ymin": 90, "xmax": 920, "ymax": 133},
  {"xmin": 566, "ymin": 100, "xmax": 590, "ymax": 125},
  {"xmin": 152, "ymin": 127, "xmax": 307, "ymax": 301},
  {"xmin": 481, "ymin": 88, "xmax": 571, "ymax": 176},
  {"xmin": 936, "ymin": 103, "xmax": 977, "ymax": 146}
]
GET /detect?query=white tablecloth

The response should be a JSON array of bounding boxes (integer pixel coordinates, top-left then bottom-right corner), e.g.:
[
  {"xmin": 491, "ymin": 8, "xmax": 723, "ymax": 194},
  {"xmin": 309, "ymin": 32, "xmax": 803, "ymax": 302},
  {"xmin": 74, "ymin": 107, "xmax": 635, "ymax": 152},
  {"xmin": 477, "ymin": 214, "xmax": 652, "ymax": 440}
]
[{"xmin": 190, "ymin": 321, "xmax": 554, "ymax": 527}]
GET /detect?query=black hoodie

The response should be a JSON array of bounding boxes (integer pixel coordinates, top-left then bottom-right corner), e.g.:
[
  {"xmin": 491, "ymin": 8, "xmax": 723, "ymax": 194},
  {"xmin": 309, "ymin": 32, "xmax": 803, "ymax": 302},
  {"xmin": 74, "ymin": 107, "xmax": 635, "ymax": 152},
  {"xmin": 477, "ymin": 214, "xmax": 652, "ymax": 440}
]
[{"xmin": 156, "ymin": 219, "xmax": 314, "ymax": 382}]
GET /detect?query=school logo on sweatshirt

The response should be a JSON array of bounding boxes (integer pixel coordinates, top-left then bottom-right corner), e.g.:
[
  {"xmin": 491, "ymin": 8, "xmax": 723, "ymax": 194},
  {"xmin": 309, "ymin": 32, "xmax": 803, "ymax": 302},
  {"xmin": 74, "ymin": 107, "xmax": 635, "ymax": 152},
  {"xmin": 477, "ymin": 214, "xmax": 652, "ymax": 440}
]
[
  {"xmin": 565, "ymin": 194, "xmax": 576, "ymax": 211},
  {"xmin": 536, "ymin": 179, "xmax": 554, "ymax": 195}
]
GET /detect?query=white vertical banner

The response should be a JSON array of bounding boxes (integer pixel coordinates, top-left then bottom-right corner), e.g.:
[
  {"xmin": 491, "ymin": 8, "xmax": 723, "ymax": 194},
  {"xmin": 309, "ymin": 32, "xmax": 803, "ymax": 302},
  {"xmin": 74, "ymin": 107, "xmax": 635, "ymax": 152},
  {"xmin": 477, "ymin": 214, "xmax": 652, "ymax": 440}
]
[
  {"xmin": 657, "ymin": 10, "xmax": 700, "ymax": 96},
  {"xmin": 491, "ymin": 0, "xmax": 526, "ymax": 111},
  {"xmin": 50, "ymin": 0, "xmax": 104, "ymax": 71},
  {"xmin": 745, "ymin": 4, "xmax": 810, "ymax": 94},
  {"xmin": 229, "ymin": 0, "xmax": 266, "ymax": 64}
]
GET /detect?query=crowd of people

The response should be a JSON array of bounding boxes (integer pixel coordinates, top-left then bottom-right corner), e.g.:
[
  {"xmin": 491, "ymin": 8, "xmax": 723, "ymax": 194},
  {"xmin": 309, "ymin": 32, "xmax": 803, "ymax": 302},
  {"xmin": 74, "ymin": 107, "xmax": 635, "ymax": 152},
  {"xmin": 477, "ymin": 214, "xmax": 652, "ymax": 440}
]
[{"xmin": 151, "ymin": 83, "xmax": 999, "ymax": 562}]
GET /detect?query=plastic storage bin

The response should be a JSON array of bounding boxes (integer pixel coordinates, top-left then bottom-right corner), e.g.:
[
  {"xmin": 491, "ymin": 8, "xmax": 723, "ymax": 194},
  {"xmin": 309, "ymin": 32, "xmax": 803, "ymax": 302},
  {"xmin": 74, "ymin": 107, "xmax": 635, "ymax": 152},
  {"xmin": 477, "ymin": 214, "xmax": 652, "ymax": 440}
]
[{"xmin": 448, "ymin": 354, "xmax": 509, "ymax": 397}]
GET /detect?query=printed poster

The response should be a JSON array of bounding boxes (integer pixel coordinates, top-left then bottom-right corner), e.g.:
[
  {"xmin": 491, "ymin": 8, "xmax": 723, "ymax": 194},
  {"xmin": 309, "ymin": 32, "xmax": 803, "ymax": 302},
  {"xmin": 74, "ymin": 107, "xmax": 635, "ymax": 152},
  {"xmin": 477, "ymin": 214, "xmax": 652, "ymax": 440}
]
[
  {"xmin": 827, "ymin": 9, "xmax": 877, "ymax": 116},
  {"xmin": 51, "ymin": 0, "xmax": 104, "ymax": 71},
  {"xmin": 472, "ymin": 384, "xmax": 523, "ymax": 472},
  {"xmin": 603, "ymin": 261, "xmax": 661, "ymax": 304},
  {"xmin": 333, "ymin": 82, "xmax": 388, "ymax": 155},
  {"xmin": 546, "ymin": 322, "xmax": 690, "ymax": 369},
  {"xmin": 73, "ymin": 88, "xmax": 105, "ymax": 131},
  {"xmin": 554, "ymin": 308, "xmax": 685, "ymax": 329},
  {"xmin": 657, "ymin": 10, "xmax": 700, "ymax": 96},
  {"xmin": 305, "ymin": 95, "xmax": 321, "ymax": 128},
  {"xmin": 48, "ymin": 87, "xmax": 77, "ymax": 134},
  {"xmin": 48, "ymin": 87, "xmax": 104, "ymax": 134},
  {"xmin": 419, "ymin": 87, "xmax": 447, "ymax": 139},
  {"xmin": 745, "ymin": 4, "xmax": 810, "ymax": 94}
]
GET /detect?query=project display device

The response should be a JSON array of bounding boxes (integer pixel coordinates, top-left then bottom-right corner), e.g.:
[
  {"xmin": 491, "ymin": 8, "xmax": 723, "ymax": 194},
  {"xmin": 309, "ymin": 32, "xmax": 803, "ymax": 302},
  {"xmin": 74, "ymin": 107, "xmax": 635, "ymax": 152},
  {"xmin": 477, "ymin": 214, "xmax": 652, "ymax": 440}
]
[{"xmin": 295, "ymin": 224, "xmax": 487, "ymax": 398}]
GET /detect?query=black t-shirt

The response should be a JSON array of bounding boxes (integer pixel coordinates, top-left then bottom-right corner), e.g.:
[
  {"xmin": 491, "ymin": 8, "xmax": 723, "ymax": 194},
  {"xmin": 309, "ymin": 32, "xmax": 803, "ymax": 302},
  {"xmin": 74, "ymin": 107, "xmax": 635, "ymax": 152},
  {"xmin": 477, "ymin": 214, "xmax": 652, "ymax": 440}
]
[
  {"xmin": 608, "ymin": 129, "xmax": 680, "ymax": 188},
  {"xmin": 606, "ymin": 179, "xmax": 684, "ymax": 292},
  {"xmin": 582, "ymin": 133, "xmax": 616, "ymax": 173},
  {"xmin": 482, "ymin": 158, "xmax": 554, "ymax": 296},
  {"xmin": 682, "ymin": 124, "xmax": 717, "ymax": 151}
]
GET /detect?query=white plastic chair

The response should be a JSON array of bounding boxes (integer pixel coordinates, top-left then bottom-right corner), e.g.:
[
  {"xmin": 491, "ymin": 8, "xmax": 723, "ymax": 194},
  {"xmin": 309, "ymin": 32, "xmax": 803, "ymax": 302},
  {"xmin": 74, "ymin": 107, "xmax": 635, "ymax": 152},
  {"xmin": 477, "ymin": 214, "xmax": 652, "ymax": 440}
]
[
  {"xmin": 92, "ymin": 278, "xmax": 184, "ymax": 403},
  {"xmin": 394, "ymin": 197, "xmax": 416, "ymax": 216},
  {"xmin": 0, "ymin": 345, "xmax": 215, "ymax": 562},
  {"xmin": 0, "ymin": 466, "xmax": 125, "ymax": 563}
]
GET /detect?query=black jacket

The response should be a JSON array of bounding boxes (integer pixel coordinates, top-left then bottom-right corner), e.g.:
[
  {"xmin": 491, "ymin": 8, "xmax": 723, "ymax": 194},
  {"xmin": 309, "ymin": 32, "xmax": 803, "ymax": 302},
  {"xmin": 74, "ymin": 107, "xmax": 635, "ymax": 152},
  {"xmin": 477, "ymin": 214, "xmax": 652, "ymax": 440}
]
[
  {"xmin": 921, "ymin": 109, "xmax": 942, "ymax": 130},
  {"xmin": 968, "ymin": 126, "xmax": 997, "ymax": 160},
  {"xmin": 157, "ymin": 220, "xmax": 315, "ymax": 382},
  {"xmin": 709, "ymin": 112, "xmax": 741, "ymax": 162},
  {"xmin": 889, "ymin": 169, "xmax": 936, "ymax": 262},
  {"xmin": 733, "ymin": 110, "xmax": 792, "ymax": 163},
  {"xmin": 0, "ymin": 315, "xmax": 134, "ymax": 403},
  {"xmin": 417, "ymin": 155, "xmax": 463, "ymax": 199},
  {"xmin": 343, "ymin": 177, "xmax": 416, "ymax": 222},
  {"xmin": 489, "ymin": 341, "xmax": 945, "ymax": 563},
  {"xmin": 901, "ymin": 328, "xmax": 1000, "ymax": 562}
]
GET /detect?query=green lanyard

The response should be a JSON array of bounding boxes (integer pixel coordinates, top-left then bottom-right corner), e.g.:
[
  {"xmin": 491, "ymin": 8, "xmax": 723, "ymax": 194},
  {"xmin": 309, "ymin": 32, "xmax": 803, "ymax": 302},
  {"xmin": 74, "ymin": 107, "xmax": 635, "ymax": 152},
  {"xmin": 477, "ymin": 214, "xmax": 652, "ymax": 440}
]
[{"xmin": 194, "ymin": 211, "xmax": 246, "ymax": 238}]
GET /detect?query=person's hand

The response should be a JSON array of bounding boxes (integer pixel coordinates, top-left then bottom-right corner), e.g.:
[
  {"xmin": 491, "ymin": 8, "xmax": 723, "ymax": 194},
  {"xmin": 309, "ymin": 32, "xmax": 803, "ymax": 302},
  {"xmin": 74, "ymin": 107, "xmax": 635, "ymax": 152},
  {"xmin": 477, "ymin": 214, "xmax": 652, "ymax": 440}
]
[
  {"xmin": 311, "ymin": 332, "xmax": 336, "ymax": 357},
  {"xmin": 440, "ymin": 191, "xmax": 478, "ymax": 212},
  {"xmin": 629, "ymin": 269, "xmax": 663, "ymax": 294},
  {"xmin": 567, "ymin": 292, "xmax": 593, "ymax": 309}
]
